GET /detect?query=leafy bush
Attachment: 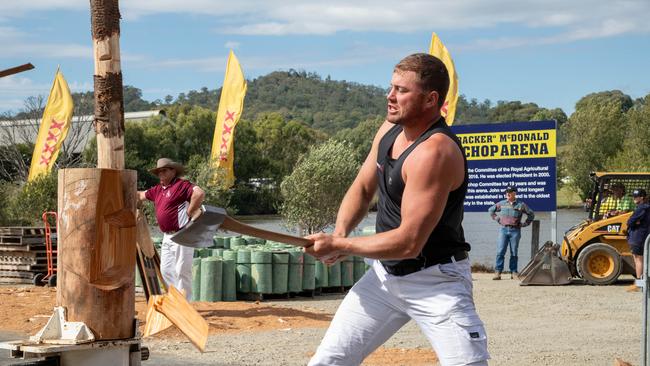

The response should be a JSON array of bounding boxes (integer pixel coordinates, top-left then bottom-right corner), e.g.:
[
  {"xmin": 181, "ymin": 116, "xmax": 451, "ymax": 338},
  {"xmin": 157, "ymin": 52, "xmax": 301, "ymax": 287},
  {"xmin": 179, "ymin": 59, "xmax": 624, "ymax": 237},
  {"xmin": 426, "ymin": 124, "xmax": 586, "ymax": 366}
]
[
  {"xmin": 280, "ymin": 140, "xmax": 360, "ymax": 234},
  {"xmin": 6, "ymin": 171, "xmax": 58, "ymax": 225}
]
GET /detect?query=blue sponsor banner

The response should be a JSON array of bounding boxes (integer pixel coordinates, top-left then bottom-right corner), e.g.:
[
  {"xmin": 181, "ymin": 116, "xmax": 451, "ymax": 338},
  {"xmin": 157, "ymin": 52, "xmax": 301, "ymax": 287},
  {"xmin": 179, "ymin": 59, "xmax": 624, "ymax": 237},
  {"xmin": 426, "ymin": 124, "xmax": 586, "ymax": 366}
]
[{"xmin": 451, "ymin": 120, "xmax": 557, "ymax": 212}]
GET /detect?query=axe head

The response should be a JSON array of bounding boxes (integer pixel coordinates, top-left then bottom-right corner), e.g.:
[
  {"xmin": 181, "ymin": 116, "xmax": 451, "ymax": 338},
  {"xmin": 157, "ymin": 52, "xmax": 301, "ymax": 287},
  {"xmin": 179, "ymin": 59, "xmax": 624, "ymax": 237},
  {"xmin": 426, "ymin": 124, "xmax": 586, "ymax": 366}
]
[{"xmin": 170, "ymin": 205, "xmax": 226, "ymax": 248}]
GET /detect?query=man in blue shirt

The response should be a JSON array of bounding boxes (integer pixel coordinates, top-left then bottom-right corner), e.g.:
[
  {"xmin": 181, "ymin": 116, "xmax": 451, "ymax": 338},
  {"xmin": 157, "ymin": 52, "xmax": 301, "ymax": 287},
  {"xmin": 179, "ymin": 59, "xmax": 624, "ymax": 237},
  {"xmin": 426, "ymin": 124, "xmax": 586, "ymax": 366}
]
[
  {"xmin": 488, "ymin": 186, "xmax": 535, "ymax": 280},
  {"xmin": 627, "ymin": 189, "xmax": 650, "ymax": 292}
]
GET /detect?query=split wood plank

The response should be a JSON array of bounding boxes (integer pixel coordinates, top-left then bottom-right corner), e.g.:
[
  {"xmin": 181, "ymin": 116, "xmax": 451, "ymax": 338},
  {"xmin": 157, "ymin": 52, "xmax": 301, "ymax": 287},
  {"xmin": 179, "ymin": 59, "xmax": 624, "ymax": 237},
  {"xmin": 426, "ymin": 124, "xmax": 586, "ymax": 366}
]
[
  {"xmin": 136, "ymin": 210, "xmax": 156, "ymax": 258},
  {"xmin": 153, "ymin": 286, "xmax": 208, "ymax": 352},
  {"xmin": 136, "ymin": 241, "xmax": 165, "ymax": 301},
  {"xmin": 143, "ymin": 295, "xmax": 173, "ymax": 337}
]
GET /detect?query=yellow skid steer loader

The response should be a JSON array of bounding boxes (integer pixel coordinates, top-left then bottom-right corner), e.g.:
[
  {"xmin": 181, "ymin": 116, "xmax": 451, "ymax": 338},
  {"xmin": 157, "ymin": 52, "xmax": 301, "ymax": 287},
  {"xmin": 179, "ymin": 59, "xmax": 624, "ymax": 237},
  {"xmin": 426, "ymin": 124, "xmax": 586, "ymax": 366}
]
[{"xmin": 520, "ymin": 172, "xmax": 650, "ymax": 285}]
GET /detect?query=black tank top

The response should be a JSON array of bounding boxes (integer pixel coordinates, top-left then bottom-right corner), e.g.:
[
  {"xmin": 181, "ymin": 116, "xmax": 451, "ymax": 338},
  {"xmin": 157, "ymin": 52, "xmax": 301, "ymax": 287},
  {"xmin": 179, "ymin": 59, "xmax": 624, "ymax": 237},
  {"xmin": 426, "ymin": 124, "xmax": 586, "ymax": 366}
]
[{"xmin": 376, "ymin": 117, "xmax": 470, "ymax": 272}]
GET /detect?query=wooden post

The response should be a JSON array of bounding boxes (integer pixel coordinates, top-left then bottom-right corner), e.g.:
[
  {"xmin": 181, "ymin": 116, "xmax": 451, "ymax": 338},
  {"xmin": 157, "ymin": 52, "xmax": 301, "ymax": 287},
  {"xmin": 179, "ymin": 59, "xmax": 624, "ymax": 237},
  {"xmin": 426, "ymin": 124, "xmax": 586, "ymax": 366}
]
[
  {"xmin": 55, "ymin": 0, "xmax": 136, "ymax": 341},
  {"xmin": 530, "ymin": 219, "xmax": 540, "ymax": 260},
  {"xmin": 91, "ymin": 0, "xmax": 125, "ymax": 169},
  {"xmin": 57, "ymin": 168, "xmax": 136, "ymax": 339}
]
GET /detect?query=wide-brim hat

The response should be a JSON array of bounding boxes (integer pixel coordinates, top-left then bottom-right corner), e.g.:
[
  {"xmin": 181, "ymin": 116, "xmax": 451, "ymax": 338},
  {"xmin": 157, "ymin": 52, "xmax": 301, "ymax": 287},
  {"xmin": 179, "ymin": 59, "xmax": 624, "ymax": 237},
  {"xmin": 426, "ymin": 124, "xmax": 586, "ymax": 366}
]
[{"xmin": 149, "ymin": 158, "xmax": 185, "ymax": 176}]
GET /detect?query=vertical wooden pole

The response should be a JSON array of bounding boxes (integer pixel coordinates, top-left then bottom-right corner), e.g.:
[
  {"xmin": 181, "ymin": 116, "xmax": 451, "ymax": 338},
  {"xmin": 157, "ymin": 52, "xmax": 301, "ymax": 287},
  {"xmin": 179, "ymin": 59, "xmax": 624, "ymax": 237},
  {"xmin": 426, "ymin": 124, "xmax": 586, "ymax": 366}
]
[
  {"xmin": 55, "ymin": 0, "xmax": 136, "ymax": 340},
  {"xmin": 531, "ymin": 219, "xmax": 540, "ymax": 260},
  {"xmin": 91, "ymin": 0, "xmax": 125, "ymax": 169}
]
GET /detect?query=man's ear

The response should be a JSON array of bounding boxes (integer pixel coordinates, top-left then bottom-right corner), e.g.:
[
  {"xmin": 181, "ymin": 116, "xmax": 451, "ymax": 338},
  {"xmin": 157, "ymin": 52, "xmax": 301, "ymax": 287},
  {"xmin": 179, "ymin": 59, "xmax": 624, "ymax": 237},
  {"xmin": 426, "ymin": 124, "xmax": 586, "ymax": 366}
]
[{"xmin": 426, "ymin": 90, "xmax": 440, "ymax": 109}]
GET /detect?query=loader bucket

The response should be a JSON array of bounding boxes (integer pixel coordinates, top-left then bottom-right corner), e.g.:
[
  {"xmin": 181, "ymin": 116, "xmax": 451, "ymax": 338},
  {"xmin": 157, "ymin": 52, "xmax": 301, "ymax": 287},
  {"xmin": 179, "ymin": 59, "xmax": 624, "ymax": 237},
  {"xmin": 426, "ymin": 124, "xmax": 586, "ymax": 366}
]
[{"xmin": 519, "ymin": 241, "xmax": 572, "ymax": 285}]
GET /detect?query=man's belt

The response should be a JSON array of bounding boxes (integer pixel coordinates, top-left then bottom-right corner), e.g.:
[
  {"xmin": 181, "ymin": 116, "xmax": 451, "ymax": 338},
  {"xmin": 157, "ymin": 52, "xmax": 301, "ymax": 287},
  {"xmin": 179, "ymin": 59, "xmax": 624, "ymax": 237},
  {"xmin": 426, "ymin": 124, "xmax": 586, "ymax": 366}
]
[{"xmin": 383, "ymin": 251, "xmax": 469, "ymax": 276}]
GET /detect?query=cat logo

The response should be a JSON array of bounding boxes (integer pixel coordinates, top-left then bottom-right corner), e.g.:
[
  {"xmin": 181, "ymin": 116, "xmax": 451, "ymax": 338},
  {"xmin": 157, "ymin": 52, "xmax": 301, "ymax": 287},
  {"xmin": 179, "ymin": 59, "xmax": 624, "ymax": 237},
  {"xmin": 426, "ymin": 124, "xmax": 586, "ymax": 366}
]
[{"xmin": 607, "ymin": 225, "xmax": 621, "ymax": 233}]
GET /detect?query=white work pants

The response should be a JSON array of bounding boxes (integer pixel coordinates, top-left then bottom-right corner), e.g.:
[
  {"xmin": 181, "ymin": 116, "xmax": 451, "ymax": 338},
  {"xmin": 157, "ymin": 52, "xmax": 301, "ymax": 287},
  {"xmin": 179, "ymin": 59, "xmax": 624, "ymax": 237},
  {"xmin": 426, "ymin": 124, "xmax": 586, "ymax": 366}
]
[
  {"xmin": 161, "ymin": 233, "xmax": 195, "ymax": 300},
  {"xmin": 309, "ymin": 258, "xmax": 489, "ymax": 366}
]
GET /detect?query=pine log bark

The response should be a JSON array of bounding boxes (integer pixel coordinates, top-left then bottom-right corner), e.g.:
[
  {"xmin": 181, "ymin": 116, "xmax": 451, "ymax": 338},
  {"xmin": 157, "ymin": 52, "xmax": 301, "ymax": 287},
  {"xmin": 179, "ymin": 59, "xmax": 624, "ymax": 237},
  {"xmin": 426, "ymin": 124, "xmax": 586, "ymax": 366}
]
[
  {"xmin": 56, "ymin": 168, "xmax": 137, "ymax": 340},
  {"xmin": 91, "ymin": 0, "xmax": 125, "ymax": 169}
]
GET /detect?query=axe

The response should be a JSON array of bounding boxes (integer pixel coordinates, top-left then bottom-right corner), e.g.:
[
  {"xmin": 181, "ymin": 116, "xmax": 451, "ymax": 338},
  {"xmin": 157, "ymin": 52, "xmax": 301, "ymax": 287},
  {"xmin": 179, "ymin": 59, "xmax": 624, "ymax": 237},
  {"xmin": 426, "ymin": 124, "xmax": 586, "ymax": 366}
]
[{"xmin": 171, "ymin": 205, "xmax": 312, "ymax": 248}]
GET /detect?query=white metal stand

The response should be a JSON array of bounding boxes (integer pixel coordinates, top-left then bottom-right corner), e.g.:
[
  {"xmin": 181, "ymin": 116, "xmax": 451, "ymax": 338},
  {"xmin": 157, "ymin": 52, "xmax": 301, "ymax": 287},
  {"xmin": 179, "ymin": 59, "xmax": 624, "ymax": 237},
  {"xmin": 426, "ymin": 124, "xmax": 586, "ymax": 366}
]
[{"xmin": 0, "ymin": 307, "xmax": 148, "ymax": 366}]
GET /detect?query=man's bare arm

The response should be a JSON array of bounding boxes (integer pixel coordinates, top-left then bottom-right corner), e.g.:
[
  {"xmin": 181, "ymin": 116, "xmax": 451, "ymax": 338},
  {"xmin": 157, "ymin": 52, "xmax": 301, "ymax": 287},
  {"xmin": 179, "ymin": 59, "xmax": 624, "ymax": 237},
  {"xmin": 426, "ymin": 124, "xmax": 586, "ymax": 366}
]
[
  {"xmin": 187, "ymin": 186, "xmax": 206, "ymax": 220},
  {"xmin": 137, "ymin": 191, "xmax": 147, "ymax": 202}
]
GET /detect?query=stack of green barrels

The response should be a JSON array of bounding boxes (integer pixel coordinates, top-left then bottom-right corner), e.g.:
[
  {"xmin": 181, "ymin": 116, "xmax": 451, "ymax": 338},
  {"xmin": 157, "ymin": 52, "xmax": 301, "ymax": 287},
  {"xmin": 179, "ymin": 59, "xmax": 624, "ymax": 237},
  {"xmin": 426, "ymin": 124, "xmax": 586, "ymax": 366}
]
[{"xmin": 189, "ymin": 235, "xmax": 369, "ymax": 302}]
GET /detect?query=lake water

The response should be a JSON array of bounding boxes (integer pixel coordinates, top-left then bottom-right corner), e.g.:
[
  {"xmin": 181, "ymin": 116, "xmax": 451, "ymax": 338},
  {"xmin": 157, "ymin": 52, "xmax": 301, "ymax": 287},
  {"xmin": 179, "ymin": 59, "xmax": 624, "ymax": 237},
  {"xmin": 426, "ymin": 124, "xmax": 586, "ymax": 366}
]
[{"xmin": 236, "ymin": 208, "xmax": 589, "ymax": 267}]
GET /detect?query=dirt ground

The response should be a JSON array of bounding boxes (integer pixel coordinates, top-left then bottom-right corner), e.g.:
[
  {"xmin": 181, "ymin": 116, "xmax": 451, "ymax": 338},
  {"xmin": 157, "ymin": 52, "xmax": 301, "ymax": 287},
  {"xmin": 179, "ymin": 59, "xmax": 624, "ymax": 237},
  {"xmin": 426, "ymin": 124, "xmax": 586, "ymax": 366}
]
[
  {"xmin": 0, "ymin": 272, "xmax": 643, "ymax": 365},
  {"xmin": 0, "ymin": 286, "xmax": 437, "ymax": 365}
]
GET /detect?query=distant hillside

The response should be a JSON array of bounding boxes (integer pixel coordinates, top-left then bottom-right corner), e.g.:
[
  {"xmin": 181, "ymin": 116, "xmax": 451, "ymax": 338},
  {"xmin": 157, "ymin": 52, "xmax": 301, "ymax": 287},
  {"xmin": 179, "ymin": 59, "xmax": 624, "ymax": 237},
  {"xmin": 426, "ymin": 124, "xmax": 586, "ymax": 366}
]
[
  {"xmin": 174, "ymin": 70, "xmax": 387, "ymax": 134},
  {"xmin": 8, "ymin": 70, "xmax": 566, "ymax": 135}
]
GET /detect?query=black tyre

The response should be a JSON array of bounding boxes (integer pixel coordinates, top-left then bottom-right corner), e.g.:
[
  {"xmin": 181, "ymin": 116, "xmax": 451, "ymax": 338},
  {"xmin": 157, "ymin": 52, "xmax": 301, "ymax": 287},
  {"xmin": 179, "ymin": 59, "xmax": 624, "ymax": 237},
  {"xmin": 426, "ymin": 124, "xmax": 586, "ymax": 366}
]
[
  {"xmin": 47, "ymin": 274, "xmax": 57, "ymax": 287},
  {"xmin": 576, "ymin": 243, "xmax": 622, "ymax": 285},
  {"xmin": 32, "ymin": 273, "xmax": 45, "ymax": 287}
]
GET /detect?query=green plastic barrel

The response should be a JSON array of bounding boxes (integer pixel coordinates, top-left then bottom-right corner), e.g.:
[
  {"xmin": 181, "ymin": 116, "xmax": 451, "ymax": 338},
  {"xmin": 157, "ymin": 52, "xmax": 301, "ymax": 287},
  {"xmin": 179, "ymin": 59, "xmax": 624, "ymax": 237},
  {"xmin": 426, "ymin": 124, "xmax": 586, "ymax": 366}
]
[
  {"xmin": 288, "ymin": 250, "xmax": 303, "ymax": 293},
  {"xmin": 328, "ymin": 261, "xmax": 341, "ymax": 287},
  {"xmin": 212, "ymin": 248, "xmax": 224, "ymax": 257},
  {"xmin": 302, "ymin": 254, "xmax": 316, "ymax": 290},
  {"xmin": 223, "ymin": 236, "xmax": 231, "ymax": 249},
  {"xmin": 214, "ymin": 236, "xmax": 225, "ymax": 248},
  {"xmin": 251, "ymin": 250, "xmax": 272, "ymax": 294},
  {"xmin": 237, "ymin": 249, "xmax": 252, "ymax": 293},
  {"xmin": 272, "ymin": 251, "xmax": 289, "ymax": 294},
  {"xmin": 315, "ymin": 260, "xmax": 328, "ymax": 288},
  {"xmin": 198, "ymin": 248, "xmax": 211, "ymax": 258},
  {"xmin": 222, "ymin": 250, "xmax": 238, "ymax": 301},
  {"xmin": 191, "ymin": 258, "xmax": 202, "ymax": 301},
  {"xmin": 231, "ymin": 237, "xmax": 246, "ymax": 249},
  {"xmin": 200, "ymin": 257, "xmax": 222, "ymax": 302},
  {"xmin": 341, "ymin": 256, "xmax": 354, "ymax": 287},
  {"xmin": 353, "ymin": 256, "xmax": 367, "ymax": 283}
]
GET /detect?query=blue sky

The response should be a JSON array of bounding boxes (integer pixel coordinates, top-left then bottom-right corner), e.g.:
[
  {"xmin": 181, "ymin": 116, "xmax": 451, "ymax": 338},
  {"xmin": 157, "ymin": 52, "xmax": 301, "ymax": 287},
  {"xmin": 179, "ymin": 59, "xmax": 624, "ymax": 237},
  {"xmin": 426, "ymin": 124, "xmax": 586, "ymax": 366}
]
[{"xmin": 1, "ymin": 0, "xmax": 649, "ymax": 116}]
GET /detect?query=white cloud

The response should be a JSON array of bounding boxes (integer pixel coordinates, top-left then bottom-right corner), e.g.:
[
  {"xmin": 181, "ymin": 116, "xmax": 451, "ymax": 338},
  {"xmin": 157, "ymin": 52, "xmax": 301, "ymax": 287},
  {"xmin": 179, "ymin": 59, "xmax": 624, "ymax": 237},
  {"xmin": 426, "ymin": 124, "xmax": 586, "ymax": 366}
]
[
  {"xmin": 1, "ymin": 1, "xmax": 648, "ymax": 44},
  {"xmin": 224, "ymin": 41, "xmax": 241, "ymax": 49},
  {"xmin": 0, "ymin": 0, "xmax": 650, "ymax": 37}
]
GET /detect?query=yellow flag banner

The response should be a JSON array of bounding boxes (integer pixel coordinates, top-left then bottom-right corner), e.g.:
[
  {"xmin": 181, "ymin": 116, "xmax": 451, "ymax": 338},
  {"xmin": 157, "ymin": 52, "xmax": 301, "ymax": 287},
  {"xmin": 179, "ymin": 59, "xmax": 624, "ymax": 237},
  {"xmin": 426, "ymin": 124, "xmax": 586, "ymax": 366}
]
[
  {"xmin": 27, "ymin": 70, "xmax": 74, "ymax": 181},
  {"xmin": 429, "ymin": 33, "xmax": 459, "ymax": 125},
  {"xmin": 210, "ymin": 51, "xmax": 247, "ymax": 187}
]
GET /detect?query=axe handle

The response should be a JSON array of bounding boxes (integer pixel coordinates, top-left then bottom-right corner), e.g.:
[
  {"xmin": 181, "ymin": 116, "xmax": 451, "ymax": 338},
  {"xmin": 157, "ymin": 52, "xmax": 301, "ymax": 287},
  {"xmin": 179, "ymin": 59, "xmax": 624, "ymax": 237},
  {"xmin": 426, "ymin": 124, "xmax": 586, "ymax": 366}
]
[{"xmin": 221, "ymin": 216, "xmax": 312, "ymax": 247}]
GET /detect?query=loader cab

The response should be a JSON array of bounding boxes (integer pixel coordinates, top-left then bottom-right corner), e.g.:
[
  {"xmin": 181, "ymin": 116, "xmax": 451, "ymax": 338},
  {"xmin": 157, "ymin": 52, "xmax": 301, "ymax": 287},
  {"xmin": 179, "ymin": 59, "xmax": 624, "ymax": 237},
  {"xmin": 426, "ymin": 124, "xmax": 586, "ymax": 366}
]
[
  {"xmin": 588, "ymin": 172, "xmax": 650, "ymax": 221},
  {"xmin": 558, "ymin": 172, "xmax": 650, "ymax": 285}
]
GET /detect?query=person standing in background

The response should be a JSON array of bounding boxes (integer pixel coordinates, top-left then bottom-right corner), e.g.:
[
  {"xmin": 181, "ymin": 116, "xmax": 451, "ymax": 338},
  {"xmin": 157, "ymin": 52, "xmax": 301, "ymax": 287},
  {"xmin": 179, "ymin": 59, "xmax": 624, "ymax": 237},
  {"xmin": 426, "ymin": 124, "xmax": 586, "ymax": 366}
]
[
  {"xmin": 488, "ymin": 186, "xmax": 535, "ymax": 280},
  {"xmin": 626, "ymin": 189, "xmax": 650, "ymax": 292},
  {"xmin": 138, "ymin": 158, "xmax": 205, "ymax": 300}
]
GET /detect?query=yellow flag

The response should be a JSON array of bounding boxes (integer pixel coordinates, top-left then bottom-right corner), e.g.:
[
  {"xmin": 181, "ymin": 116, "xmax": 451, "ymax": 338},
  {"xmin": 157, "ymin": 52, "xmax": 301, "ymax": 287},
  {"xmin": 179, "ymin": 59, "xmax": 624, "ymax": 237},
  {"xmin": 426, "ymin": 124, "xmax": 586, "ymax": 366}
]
[
  {"xmin": 210, "ymin": 51, "xmax": 247, "ymax": 188},
  {"xmin": 429, "ymin": 33, "xmax": 459, "ymax": 125},
  {"xmin": 28, "ymin": 69, "xmax": 74, "ymax": 181}
]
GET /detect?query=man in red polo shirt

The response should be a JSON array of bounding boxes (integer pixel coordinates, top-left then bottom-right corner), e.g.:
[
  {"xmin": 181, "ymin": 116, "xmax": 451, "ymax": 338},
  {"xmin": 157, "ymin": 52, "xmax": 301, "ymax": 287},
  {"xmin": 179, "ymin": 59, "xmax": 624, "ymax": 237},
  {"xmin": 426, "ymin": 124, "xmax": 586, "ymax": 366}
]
[{"xmin": 138, "ymin": 158, "xmax": 205, "ymax": 300}]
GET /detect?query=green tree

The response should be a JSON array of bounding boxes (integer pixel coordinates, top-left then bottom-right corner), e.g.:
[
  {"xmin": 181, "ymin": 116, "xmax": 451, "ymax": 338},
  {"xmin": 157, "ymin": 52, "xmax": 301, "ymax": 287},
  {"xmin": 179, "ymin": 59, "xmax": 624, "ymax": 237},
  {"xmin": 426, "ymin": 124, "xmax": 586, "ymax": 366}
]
[
  {"xmin": 455, "ymin": 95, "xmax": 492, "ymax": 124},
  {"xmin": 280, "ymin": 140, "xmax": 360, "ymax": 234},
  {"xmin": 563, "ymin": 90, "xmax": 633, "ymax": 198},
  {"xmin": 185, "ymin": 155, "xmax": 232, "ymax": 209},
  {"xmin": 607, "ymin": 94, "xmax": 650, "ymax": 170},
  {"xmin": 333, "ymin": 116, "xmax": 383, "ymax": 161},
  {"xmin": 488, "ymin": 101, "xmax": 544, "ymax": 122},
  {"xmin": 251, "ymin": 112, "xmax": 327, "ymax": 182}
]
